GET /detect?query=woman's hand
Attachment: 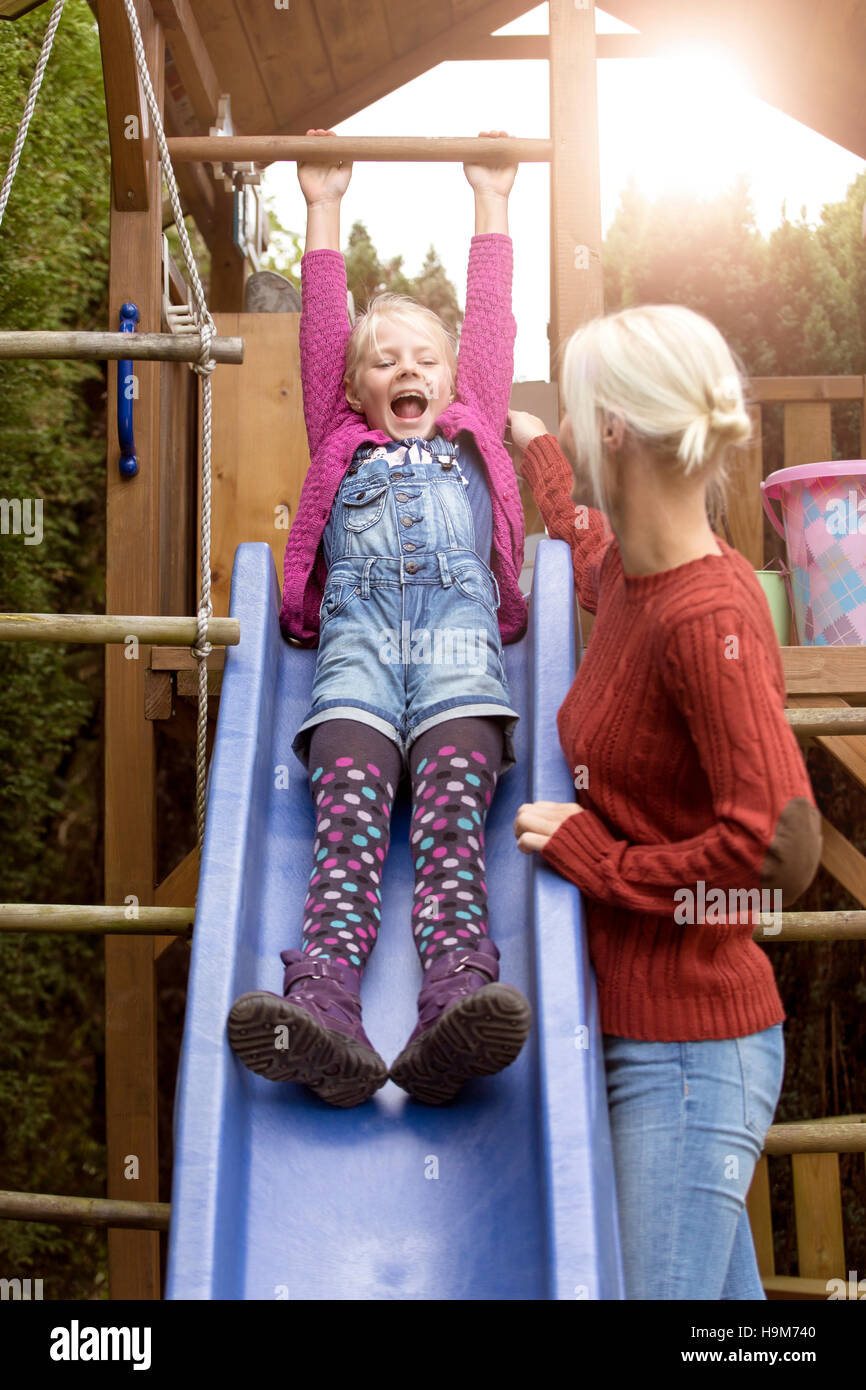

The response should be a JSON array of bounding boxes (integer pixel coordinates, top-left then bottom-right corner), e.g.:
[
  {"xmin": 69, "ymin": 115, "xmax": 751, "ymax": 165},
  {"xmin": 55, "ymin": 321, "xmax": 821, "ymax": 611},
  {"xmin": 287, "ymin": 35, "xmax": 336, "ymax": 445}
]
[
  {"xmin": 513, "ymin": 801, "xmax": 583, "ymax": 854},
  {"xmin": 507, "ymin": 409, "xmax": 550, "ymax": 468},
  {"xmin": 297, "ymin": 128, "xmax": 352, "ymax": 206}
]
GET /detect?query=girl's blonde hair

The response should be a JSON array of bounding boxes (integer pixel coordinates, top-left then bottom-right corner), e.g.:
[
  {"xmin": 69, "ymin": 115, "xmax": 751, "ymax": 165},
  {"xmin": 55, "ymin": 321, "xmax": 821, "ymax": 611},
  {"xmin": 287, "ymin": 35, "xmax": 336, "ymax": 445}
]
[
  {"xmin": 560, "ymin": 303, "xmax": 752, "ymax": 518},
  {"xmin": 344, "ymin": 292, "xmax": 457, "ymax": 406}
]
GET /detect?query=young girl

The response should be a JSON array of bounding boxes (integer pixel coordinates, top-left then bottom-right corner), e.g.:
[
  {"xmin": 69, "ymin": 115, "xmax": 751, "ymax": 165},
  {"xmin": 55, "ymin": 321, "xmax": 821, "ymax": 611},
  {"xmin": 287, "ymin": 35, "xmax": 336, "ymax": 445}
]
[
  {"xmin": 227, "ymin": 130, "xmax": 531, "ymax": 1108},
  {"xmin": 509, "ymin": 305, "xmax": 822, "ymax": 1299}
]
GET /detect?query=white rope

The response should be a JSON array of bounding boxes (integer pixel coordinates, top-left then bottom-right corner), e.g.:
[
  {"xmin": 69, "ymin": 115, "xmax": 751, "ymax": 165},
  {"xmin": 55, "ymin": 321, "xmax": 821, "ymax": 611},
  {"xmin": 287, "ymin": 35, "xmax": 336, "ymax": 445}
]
[
  {"xmin": 0, "ymin": 0, "xmax": 67, "ymax": 231},
  {"xmin": 121, "ymin": 0, "xmax": 218, "ymax": 853}
]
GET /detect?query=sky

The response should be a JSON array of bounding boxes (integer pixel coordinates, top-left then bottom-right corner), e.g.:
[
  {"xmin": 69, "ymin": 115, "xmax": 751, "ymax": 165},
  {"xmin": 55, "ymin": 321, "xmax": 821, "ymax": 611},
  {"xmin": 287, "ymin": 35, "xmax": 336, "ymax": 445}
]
[{"xmin": 263, "ymin": 4, "xmax": 865, "ymax": 381}]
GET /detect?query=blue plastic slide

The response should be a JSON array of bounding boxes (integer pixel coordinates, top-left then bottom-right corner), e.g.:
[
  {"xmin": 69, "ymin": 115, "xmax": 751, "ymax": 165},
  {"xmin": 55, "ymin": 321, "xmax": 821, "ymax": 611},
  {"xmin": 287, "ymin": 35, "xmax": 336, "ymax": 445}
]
[{"xmin": 165, "ymin": 538, "xmax": 624, "ymax": 1299}]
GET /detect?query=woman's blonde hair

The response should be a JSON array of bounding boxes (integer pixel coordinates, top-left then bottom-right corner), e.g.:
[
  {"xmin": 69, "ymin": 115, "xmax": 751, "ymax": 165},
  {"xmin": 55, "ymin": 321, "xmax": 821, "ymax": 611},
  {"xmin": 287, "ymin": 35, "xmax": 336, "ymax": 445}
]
[
  {"xmin": 560, "ymin": 303, "xmax": 752, "ymax": 519},
  {"xmin": 344, "ymin": 292, "xmax": 457, "ymax": 407}
]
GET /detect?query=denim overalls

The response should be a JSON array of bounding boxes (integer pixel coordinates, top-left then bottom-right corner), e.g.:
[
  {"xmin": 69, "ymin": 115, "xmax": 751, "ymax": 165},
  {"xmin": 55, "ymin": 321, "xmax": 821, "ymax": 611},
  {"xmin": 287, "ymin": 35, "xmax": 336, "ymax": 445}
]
[{"xmin": 291, "ymin": 434, "xmax": 520, "ymax": 775}]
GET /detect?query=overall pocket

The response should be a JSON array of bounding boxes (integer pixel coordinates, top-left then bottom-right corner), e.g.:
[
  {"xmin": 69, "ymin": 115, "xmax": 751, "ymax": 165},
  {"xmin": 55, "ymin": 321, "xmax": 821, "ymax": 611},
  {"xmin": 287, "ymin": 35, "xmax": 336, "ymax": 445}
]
[
  {"xmin": 451, "ymin": 557, "xmax": 501, "ymax": 619},
  {"xmin": 341, "ymin": 481, "xmax": 389, "ymax": 532},
  {"xmin": 319, "ymin": 577, "xmax": 361, "ymax": 627}
]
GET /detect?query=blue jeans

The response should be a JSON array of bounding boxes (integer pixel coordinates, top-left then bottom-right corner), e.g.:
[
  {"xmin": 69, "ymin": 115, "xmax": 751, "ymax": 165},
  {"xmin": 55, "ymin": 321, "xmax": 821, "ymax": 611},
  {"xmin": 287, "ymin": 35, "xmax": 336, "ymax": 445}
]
[{"xmin": 603, "ymin": 1023, "xmax": 785, "ymax": 1300}]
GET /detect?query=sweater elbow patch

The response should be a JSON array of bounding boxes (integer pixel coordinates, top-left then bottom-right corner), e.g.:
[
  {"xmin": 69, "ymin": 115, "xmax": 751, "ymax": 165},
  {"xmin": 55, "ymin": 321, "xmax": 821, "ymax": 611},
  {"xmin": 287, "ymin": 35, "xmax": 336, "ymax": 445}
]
[{"xmin": 760, "ymin": 798, "xmax": 822, "ymax": 905}]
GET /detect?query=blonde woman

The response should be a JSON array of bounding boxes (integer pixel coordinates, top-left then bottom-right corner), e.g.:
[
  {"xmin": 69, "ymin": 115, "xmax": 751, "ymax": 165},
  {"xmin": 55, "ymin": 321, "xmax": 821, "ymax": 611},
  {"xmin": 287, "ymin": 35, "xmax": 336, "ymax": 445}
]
[{"xmin": 510, "ymin": 304, "xmax": 822, "ymax": 1300}]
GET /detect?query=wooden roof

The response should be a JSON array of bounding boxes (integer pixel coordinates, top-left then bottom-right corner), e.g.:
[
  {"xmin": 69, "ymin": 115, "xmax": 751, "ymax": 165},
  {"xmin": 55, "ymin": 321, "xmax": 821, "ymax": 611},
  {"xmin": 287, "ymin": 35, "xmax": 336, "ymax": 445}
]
[{"xmin": 145, "ymin": 0, "xmax": 866, "ymax": 163}]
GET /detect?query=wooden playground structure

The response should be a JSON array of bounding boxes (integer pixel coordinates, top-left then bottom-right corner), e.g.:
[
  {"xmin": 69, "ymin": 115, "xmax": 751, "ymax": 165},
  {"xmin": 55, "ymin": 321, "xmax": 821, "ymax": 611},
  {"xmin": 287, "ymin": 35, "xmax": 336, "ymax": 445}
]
[{"xmin": 0, "ymin": 0, "xmax": 865, "ymax": 1299}]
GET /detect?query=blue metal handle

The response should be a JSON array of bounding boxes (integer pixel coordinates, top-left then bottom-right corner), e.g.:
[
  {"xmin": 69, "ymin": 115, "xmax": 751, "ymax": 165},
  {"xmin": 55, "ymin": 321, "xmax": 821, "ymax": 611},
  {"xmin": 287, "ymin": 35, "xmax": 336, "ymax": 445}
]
[{"xmin": 118, "ymin": 301, "xmax": 138, "ymax": 478}]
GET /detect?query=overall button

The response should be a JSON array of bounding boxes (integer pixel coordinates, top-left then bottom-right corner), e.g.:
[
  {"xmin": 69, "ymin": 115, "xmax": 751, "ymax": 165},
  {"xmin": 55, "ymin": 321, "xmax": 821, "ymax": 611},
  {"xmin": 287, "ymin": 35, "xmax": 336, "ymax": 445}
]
[
  {"xmin": 403, "ymin": 542, "xmax": 417, "ymax": 551},
  {"xmin": 347, "ymin": 464, "xmax": 358, "ymax": 476},
  {"xmin": 400, "ymin": 516, "xmax": 413, "ymax": 527},
  {"xmin": 391, "ymin": 471, "xmax": 403, "ymax": 480},
  {"xmin": 440, "ymin": 459, "xmax": 453, "ymax": 471},
  {"xmin": 396, "ymin": 492, "xmax": 409, "ymax": 502},
  {"xmin": 405, "ymin": 561, "xmax": 419, "ymax": 573}
]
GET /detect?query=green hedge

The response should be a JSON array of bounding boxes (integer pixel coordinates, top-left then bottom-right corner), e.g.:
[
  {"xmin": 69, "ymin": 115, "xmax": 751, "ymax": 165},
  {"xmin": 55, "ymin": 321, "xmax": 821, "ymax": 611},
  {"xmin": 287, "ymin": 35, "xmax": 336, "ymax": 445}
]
[{"xmin": 0, "ymin": 0, "xmax": 110, "ymax": 1299}]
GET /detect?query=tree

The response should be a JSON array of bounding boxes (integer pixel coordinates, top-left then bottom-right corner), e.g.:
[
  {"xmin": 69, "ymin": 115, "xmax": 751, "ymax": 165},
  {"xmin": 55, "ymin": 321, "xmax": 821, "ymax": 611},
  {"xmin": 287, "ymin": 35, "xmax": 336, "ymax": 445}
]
[{"xmin": 343, "ymin": 220, "xmax": 463, "ymax": 334}]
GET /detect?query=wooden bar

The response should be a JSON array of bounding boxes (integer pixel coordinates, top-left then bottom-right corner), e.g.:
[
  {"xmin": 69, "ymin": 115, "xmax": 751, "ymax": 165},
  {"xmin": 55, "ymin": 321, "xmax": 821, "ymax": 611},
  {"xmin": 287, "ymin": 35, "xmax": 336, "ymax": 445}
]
[
  {"xmin": 166, "ymin": 135, "xmax": 552, "ymax": 165},
  {"xmin": 452, "ymin": 34, "xmax": 671, "ymax": 60},
  {"xmin": 764, "ymin": 1120, "xmax": 866, "ymax": 1155},
  {"xmin": 756, "ymin": 911, "xmax": 866, "ymax": 942},
  {"xmin": 154, "ymin": 846, "xmax": 199, "ymax": 960},
  {"xmin": 786, "ymin": 707, "xmax": 866, "ymax": 735},
  {"xmin": 0, "ymin": 1191, "xmax": 170, "ymax": 1232},
  {"xmin": 0, "ymin": 905, "xmax": 193, "ymax": 934},
  {"xmin": 151, "ymin": 645, "xmax": 226, "ymax": 670},
  {"xmin": 783, "ymin": 646, "xmax": 866, "ymax": 694},
  {"xmin": 548, "ymin": 0, "xmax": 603, "ymax": 373},
  {"xmin": 144, "ymin": 668, "xmax": 173, "ymax": 719},
  {"xmin": 0, "ymin": 331, "xmax": 243, "ymax": 362},
  {"xmin": 764, "ymin": 1275, "xmax": 836, "ymax": 1299},
  {"xmin": 786, "ymin": 695, "xmax": 866, "ymax": 794},
  {"xmin": 819, "ymin": 816, "xmax": 866, "ymax": 907},
  {"xmin": 150, "ymin": 0, "xmax": 219, "ymax": 127},
  {"xmin": 748, "ymin": 375, "xmax": 866, "ymax": 404},
  {"xmin": 0, "ymin": 614, "xmax": 239, "ymax": 644},
  {"xmin": 784, "ymin": 400, "xmax": 832, "ymax": 469},
  {"xmin": 102, "ymin": 0, "xmax": 163, "ymax": 1302},
  {"xmin": 746, "ymin": 1155, "xmax": 774, "ymax": 1275},
  {"xmin": 793, "ymin": 1154, "xmax": 845, "ymax": 1280},
  {"xmin": 725, "ymin": 403, "xmax": 764, "ymax": 567},
  {"xmin": 209, "ymin": 184, "xmax": 248, "ymax": 312},
  {"xmin": 95, "ymin": 0, "xmax": 148, "ymax": 211}
]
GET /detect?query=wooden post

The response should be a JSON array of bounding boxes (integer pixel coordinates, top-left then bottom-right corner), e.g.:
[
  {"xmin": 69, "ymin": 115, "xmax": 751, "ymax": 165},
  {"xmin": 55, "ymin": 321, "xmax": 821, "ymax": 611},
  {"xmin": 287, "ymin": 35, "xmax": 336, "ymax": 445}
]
[
  {"xmin": 101, "ymin": 0, "xmax": 164, "ymax": 1301},
  {"xmin": 209, "ymin": 183, "xmax": 248, "ymax": 313},
  {"xmin": 548, "ymin": 0, "xmax": 604, "ymax": 378}
]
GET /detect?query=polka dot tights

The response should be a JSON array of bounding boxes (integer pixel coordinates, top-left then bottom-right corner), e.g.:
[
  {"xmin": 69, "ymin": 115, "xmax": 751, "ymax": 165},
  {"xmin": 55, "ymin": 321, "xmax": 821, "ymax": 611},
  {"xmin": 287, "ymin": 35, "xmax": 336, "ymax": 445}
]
[
  {"xmin": 408, "ymin": 716, "xmax": 503, "ymax": 970},
  {"xmin": 300, "ymin": 716, "xmax": 503, "ymax": 976}
]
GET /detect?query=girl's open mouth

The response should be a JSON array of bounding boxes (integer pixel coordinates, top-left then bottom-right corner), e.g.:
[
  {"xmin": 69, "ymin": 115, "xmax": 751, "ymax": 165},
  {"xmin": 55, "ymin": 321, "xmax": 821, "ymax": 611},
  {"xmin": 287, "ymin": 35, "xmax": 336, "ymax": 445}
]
[{"xmin": 390, "ymin": 392, "xmax": 428, "ymax": 421}]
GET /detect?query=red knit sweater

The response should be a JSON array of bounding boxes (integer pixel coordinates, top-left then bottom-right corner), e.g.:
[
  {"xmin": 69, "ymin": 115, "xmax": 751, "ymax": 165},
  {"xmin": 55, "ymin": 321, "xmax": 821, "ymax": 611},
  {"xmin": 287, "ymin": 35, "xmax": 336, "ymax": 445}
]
[{"xmin": 521, "ymin": 434, "xmax": 822, "ymax": 1041}]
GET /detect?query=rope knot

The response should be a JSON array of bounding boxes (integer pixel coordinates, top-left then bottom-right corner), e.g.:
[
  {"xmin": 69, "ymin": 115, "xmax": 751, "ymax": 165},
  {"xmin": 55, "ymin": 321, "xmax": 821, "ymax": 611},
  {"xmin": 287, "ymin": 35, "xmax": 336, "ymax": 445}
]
[
  {"xmin": 193, "ymin": 317, "xmax": 217, "ymax": 377},
  {"xmin": 191, "ymin": 598, "xmax": 213, "ymax": 661}
]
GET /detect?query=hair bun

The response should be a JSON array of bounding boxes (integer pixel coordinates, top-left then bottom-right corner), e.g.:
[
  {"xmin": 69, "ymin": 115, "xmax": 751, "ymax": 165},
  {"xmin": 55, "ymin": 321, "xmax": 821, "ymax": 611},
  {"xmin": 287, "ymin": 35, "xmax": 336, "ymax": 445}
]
[{"xmin": 709, "ymin": 374, "xmax": 743, "ymax": 429}]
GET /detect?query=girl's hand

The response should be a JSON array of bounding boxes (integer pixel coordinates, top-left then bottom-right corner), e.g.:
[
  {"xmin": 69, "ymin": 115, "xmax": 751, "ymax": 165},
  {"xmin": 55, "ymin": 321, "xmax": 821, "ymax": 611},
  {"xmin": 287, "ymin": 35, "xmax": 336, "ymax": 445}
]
[
  {"xmin": 464, "ymin": 129, "xmax": 518, "ymax": 200},
  {"xmin": 513, "ymin": 801, "xmax": 583, "ymax": 855},
  {"xmin": 507, "ymin": 409, "xmax": 550, "ymax": 461},
  {"xmin": 298, "ymin": 128, "xmax": 352, "ymax": 206}
]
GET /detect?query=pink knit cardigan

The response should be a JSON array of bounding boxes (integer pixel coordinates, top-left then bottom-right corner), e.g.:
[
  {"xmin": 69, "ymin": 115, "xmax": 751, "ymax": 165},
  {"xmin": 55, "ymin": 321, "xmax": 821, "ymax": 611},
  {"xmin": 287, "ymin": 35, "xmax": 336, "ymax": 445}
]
[{"xmin": 279, "ymin": 234, "xmax": 528, "ymax": 646}]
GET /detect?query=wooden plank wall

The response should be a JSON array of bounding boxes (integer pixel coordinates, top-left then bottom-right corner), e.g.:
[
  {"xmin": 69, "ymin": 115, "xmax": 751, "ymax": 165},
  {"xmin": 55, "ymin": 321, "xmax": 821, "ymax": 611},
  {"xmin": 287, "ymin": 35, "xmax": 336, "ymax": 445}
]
[{"xmin": 206, "ymin": 314, "xmax": 306, "ymax": 617}]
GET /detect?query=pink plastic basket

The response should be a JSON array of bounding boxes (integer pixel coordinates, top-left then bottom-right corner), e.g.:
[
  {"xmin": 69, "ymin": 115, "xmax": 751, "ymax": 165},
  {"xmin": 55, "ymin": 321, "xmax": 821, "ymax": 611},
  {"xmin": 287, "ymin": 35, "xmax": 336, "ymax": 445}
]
[{"xmin": 761, "ymin": 461, "xmax": 866, "ymax": 645}]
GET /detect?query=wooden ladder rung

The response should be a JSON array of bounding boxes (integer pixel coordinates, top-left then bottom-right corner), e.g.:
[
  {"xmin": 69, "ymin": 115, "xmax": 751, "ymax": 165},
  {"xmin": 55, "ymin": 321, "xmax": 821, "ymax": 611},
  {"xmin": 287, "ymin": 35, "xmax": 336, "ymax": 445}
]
[
  {"xmin": 0, "ymin": 1190, "xmax": 170, "ymax": 1231},
  {"xmin": 787, "ymin": 708, "xmax": 866, "ymax": 735},
  {"xmin": 0, "ymin": 613, "xmax": 239, "ymax": 645},
  {"xmin": 755, "ymin": 911, "xmax": 866, "ymax": 941},
  {"xmin": 0, "ymin": 905, "xmax": 194, "ymax": 934},
  {"xmin": 166, "ymin": 134, "xmax": 552, "ymax": 166},
  {"xmin": 763, "ymin": 1274, "xmax": 836, "ymax": 1299},
  {"xmin": 764, "ymin": 1119, "xmax": 866, "ymax": 1154},
  {"xmin": 0, "ymin": 330, "xmax": 243, "ymax": 363}
]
